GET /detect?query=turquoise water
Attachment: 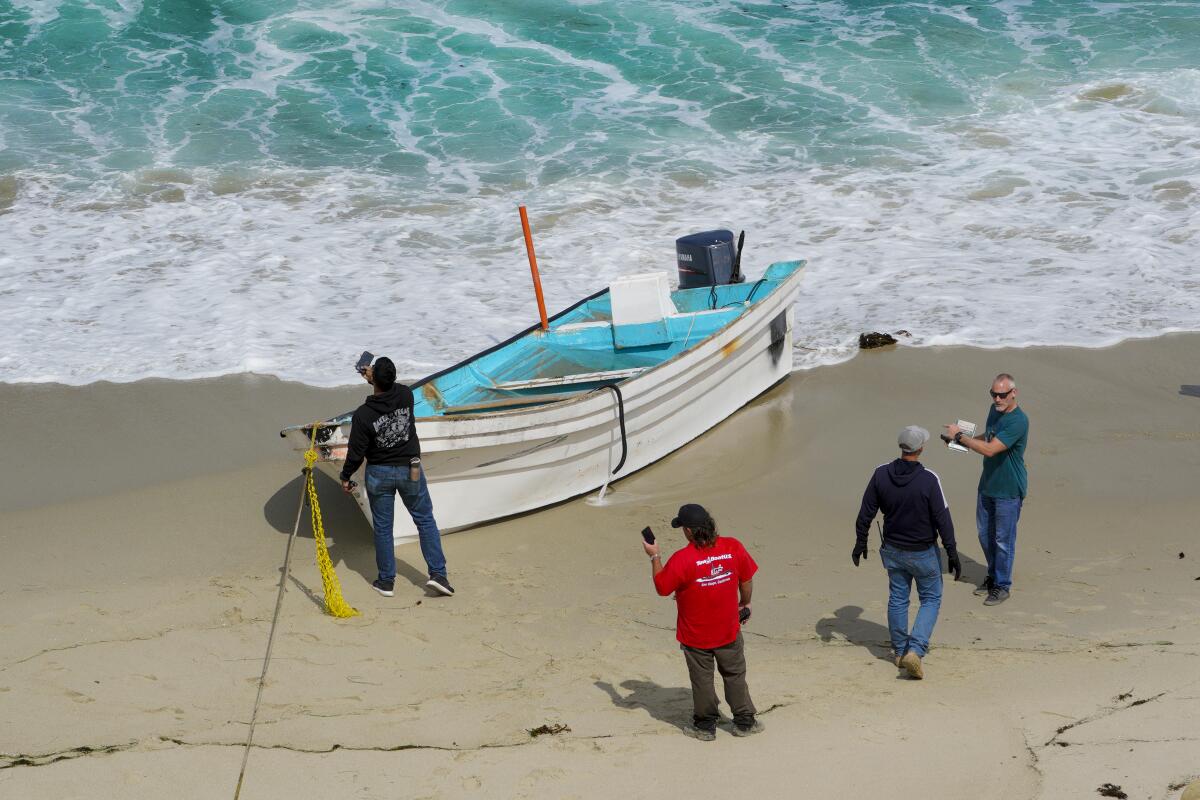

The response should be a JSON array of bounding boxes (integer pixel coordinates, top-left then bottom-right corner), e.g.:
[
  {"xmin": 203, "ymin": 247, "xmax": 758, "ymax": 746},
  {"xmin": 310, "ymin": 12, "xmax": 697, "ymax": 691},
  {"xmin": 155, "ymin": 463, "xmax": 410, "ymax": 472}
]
[{"xmin": 2, "ymin": 0, "xmax": 1198, "ymax": 385}]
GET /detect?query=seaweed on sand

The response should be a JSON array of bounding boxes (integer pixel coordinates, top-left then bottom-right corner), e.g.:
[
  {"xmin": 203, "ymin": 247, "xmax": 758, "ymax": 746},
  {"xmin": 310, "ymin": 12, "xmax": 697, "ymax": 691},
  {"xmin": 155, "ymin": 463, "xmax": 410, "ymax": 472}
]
[{"xmin": 527, "ymin": 723, "xmax": 571, "ymax": 738}]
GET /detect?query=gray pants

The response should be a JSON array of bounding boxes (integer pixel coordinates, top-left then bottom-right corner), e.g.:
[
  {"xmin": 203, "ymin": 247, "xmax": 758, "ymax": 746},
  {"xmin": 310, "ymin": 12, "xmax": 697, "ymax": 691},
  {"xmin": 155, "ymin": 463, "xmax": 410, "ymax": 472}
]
[{"xmin": 681, "ymin": 632, "xmax": 756, "ymax": 731}]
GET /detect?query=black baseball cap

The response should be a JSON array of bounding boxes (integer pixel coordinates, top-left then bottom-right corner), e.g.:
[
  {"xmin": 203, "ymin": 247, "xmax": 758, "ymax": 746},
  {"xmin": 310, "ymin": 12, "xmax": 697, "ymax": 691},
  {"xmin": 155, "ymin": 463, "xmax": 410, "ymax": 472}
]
[{"xmin": 671, "ymin": 503, "xmax": 710, "ymax": 529}]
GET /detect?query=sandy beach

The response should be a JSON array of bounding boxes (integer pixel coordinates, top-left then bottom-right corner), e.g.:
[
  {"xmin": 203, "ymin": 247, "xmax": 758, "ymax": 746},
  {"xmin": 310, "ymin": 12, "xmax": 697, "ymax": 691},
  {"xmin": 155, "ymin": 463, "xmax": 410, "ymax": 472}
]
[{"xmin": 2, "ymin": 334, "xmax": 1199, "ymax": 799}]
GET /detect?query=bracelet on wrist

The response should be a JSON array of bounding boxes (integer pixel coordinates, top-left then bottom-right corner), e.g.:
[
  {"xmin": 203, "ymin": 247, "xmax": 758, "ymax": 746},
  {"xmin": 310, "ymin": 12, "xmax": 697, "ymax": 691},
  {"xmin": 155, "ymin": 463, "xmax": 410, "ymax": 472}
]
[{"xmin": 954, "ymin": 431, "xmax": 964, "ymax": 444}]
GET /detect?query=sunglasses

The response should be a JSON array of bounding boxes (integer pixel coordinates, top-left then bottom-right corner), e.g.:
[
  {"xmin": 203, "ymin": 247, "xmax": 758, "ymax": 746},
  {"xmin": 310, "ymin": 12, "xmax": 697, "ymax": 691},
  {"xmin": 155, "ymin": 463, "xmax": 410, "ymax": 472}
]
[{"xmin": 989, "ymin": 389, "xmax": 1014, "ymax": 399}]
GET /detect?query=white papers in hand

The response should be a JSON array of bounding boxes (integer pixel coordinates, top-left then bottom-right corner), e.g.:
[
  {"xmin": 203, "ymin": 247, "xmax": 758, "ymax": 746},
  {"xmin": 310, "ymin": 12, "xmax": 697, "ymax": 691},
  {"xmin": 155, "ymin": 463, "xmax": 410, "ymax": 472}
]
[{"xmin": 948, "ymin": 420, "xmax": 977, "ymax": 452}]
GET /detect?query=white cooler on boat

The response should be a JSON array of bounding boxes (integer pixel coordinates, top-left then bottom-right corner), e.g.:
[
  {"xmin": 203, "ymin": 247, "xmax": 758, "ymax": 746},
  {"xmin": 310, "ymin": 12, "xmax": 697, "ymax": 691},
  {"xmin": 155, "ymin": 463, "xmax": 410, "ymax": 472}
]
[{"xmin": 609, "ymin": 272, "xmax": 676, "ymax": 348}]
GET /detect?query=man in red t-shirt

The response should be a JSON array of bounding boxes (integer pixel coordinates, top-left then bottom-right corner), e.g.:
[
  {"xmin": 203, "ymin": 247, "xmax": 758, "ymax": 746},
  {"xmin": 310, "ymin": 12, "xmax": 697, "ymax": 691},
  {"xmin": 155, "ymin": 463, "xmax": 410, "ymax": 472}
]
[{"xmin": 644, "ymin": 503, "xmax": 762, "ymax": 741}]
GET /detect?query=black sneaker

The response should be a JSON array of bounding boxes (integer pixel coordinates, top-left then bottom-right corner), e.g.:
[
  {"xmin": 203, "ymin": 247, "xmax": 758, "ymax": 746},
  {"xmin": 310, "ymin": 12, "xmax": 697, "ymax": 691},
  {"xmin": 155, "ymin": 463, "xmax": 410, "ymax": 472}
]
[
  {"xmin": 983, "ymin": 587, "xmax": 1010, "ymax": 606},
  {"xmin": 426, "ymin": 575, "xmax": 454, "ymax": 596},
  {"xmin": 372, "ymin": 579, "xmax": 394, "ymax": 597},
  {"xmin": 683, "ymin": 726, "xmax": 716, "ymax": 742},
  {"xmin": 973, "ymin": 577, "xmax": 994, "ymax": 597}
]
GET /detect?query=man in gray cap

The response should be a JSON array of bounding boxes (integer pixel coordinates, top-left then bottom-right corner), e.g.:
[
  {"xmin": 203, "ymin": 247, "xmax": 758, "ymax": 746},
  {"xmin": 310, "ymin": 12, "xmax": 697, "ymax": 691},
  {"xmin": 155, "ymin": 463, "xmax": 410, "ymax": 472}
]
[{"xmin": 852, "ymin": 426, "xmax": 959, "ymax": 679}]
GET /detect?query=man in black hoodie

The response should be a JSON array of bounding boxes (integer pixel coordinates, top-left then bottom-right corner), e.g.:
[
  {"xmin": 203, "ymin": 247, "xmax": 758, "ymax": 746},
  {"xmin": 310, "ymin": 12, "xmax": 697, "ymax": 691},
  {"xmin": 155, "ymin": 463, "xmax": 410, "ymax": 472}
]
[
  {"xmin": 853, "ymin": 426, "xmax": 958, "ymax": 679},
  {"xmin": 339, "ymin": 356, "xmax": 453, "ymax": 598}
]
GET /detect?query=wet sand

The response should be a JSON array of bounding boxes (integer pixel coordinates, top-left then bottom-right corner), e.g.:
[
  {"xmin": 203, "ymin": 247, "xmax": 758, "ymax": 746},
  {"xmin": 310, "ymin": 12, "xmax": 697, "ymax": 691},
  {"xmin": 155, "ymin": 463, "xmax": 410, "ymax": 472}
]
[{"xmin": 2, "ymin": 335, "xmax": 1199, "ymax": 799}]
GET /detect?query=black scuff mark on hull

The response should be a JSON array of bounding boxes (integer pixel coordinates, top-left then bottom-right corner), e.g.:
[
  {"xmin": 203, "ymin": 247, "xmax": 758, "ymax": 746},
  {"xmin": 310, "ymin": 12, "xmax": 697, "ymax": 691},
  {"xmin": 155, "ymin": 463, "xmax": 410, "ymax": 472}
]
[
  {"xmin": 474, "ymin": 434, "xmax": 570, "ymax": 469},
  {"xmin": 768, "ymin": 311, "xmax": 788, "ymax": 365}
]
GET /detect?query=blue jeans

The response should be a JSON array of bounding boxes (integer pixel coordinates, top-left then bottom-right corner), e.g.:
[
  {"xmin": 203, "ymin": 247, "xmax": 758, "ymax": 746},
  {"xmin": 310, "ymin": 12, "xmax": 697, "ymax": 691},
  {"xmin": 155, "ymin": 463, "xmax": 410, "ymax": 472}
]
[
  {"xmin": 364, "ymin": 463, "xmax": 447, "ymax": 583},
  {"xmin": 976, "ymin": 493, "xmax": 1023, "ymax": 591},
  {"xmin": 879, "ymin": 544, "xmax": 943, "ymax": 658}
]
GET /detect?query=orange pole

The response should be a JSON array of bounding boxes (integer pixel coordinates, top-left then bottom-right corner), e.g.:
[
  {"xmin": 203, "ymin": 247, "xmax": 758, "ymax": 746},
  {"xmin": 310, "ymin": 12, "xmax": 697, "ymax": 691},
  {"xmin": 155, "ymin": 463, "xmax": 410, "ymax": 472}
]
[{"xmin": 519, "ymin": 205, "xmax": 549, "ymax": 331}]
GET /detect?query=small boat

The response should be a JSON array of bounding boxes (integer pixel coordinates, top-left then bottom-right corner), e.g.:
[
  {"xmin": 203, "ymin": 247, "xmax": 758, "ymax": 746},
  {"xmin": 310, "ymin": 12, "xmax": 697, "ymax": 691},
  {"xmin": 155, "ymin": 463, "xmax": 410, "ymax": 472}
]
[{"xmin": 282, "ymin": 234, "xmax": 804, "ymax": 544}]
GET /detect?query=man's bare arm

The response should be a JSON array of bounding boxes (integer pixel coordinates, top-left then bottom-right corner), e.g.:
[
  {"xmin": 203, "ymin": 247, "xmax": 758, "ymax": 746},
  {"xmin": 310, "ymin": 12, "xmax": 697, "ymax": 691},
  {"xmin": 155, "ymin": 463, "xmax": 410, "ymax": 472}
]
[{"xmin": 739, "ymin": 578, "xmax": 753, "ymax": 606}]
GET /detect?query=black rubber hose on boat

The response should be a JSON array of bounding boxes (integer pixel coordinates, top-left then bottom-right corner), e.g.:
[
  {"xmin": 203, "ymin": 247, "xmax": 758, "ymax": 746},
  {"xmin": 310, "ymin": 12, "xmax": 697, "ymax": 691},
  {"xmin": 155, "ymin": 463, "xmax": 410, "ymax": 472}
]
[{"xmin": 599, "ymin": 384, "xmax": 628, "ymax": 474}]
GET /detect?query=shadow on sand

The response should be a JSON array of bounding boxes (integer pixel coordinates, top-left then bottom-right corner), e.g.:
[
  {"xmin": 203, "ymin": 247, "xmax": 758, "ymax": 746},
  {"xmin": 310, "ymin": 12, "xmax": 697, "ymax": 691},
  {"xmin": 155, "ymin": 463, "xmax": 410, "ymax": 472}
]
[
  {"xmin": 263, "ymin": 472, "xmax": 427, "ymax": 590},
  {"xmin": 817, "ymin": 553, "xmax": 987, "ymax": 665},
  {"xmin": 954, "ymin": 551, "xmax": 988, "ymax": 587},
  {"xmin": 595, "ymin": 679, "xmax": 694, "ymax": 732},
  {"xmin": 815, "ymin": 605, "xmax": 894, "ymax": 661}
]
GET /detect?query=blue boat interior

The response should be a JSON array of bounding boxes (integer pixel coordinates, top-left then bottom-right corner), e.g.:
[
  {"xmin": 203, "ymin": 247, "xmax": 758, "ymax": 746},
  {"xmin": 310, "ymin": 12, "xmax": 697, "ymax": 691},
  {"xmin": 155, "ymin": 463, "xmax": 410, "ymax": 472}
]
[
  {"xmin": 392, "ymin": 261, "xmax": 803, "ymax": 417},
  {"xmin": 296, "ymin": 261, "xmax": 801, "ymax": 426}
]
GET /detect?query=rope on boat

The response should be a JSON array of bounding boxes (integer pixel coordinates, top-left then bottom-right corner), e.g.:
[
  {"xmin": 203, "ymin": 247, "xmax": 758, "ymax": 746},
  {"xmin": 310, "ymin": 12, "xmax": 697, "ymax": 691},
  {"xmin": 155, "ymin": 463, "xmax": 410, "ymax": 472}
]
[
  {"xmin": 595, "ymin": 384, "xmax": 628, "ymax": 501},
  {"xmin": 232, "ymin": 425, "xmax": 356, "ymax": 799},
  {"xmin": 603, "ymin": 384, "xmax": 628, "ymax": 474}
]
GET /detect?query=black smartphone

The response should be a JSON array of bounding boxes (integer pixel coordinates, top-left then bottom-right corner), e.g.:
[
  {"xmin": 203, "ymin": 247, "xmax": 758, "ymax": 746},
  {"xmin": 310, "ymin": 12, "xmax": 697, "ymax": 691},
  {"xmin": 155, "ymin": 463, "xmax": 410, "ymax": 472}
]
[
  {"xmin": 355, "ymin": 351, "xmax": 374, "ymax": 374},
  {"xmin": 739, "ymin": 607, "xmax": 751, "ymax": 624},
  {"xmin": 641, "ymin": 526, "xmax": 655, "ymax": 545}
]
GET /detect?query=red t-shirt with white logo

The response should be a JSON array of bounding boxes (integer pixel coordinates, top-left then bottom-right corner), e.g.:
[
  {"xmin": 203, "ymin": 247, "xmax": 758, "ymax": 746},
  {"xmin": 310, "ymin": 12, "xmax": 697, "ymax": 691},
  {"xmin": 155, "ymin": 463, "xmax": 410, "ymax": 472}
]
[{"xmin": 653, "ymin": 536, "xmax": 758, "ymax": 649}]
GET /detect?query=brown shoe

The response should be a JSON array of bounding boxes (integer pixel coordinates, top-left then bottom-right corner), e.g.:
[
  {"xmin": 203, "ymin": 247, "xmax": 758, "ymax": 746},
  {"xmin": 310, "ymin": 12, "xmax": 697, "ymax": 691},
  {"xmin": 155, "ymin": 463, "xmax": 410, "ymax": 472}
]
[{"xmin": 900, "ymin": 651, "xmax": 924, "ymax": 680}]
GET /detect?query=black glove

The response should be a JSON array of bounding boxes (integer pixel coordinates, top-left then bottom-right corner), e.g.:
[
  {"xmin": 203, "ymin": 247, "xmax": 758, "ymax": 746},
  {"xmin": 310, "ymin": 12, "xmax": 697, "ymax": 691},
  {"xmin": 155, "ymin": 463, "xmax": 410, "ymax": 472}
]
[
  {"xmin": 852, "ymin": 542, "xmax": 868, "ymax": 566},
  {"xmin": 946, "ymin": 549, "xmax": 962, "ymax": 581}
]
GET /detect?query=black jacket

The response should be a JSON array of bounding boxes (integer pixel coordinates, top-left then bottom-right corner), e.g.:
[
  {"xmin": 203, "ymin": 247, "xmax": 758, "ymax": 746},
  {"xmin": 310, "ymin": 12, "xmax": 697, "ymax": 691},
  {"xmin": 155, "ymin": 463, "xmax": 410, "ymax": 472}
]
[
  {"xmin": 855, "ymin": 459, "xmax": 956, "ymax": 555},
  {"xmin": 339, "ymin": 385, "xmax": 421, "ymax": 481}
]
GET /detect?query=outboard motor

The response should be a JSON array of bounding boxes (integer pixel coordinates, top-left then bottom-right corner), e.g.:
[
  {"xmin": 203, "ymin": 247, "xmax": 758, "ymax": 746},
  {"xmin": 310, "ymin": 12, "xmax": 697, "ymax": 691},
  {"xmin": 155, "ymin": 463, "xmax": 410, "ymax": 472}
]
[{"xmin": 675, "ymin": 229, "xmax": 746, "ymax": 289}]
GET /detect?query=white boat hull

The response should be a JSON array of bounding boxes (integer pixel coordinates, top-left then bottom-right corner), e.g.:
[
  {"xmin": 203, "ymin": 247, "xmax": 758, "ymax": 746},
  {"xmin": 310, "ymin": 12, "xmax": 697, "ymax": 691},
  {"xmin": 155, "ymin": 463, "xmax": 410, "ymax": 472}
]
[{"xmin": 287, "ymin": 268, "xmax": 801, "ymax": 544}]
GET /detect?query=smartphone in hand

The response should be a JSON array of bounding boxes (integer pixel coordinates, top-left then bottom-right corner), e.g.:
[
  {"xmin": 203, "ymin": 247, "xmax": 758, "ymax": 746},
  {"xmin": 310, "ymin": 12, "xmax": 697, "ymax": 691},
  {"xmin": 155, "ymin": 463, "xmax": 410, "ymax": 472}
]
[
  {"xmin": 739, "ymin": 606, "xmax": 751, "ymax": 624},
  {"xmin": 641, "ymin": 526, "xmax": 655, "ymax": 545},
  {"xmin": 355, "ymin": 351, "xmax": 374, "ymax": 375}
]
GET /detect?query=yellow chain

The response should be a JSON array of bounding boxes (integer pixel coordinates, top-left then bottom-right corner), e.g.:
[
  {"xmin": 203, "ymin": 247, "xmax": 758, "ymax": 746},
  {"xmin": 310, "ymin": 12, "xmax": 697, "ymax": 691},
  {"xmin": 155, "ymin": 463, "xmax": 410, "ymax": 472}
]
[{"xmin": 305, "ymin": 426, "xmax": 358, "ymax": 619}]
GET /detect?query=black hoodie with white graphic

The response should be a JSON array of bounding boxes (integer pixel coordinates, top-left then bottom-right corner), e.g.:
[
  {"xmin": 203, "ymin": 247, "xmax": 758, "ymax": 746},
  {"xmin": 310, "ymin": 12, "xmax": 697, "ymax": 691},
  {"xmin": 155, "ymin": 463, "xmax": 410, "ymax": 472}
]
[
  {"xmin": 855, "ymin": 459, "xmax": 956, "ymax": 555},
  {"xmin": 339, "ymin": 385, "xmax": 421, "ymax": 481}
]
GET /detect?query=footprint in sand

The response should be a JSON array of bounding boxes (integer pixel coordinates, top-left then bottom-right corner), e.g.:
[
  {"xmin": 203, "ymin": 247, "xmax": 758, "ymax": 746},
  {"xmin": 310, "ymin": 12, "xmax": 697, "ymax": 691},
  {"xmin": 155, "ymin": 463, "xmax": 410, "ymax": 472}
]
[
  {"xmin": 1052, "ymin": 602, "xmax": 1106, "ymax": 613},
  {"xmin": 1067, "ymin": 556, "xmax": 1124, "ymax": 574},
  {"xmin": 65, "ymin": 689, "xmax": 95, "ymax": 704},
  {"xmin": 520, "ymin": 768, "xmax": 567, "ymax": 788},
  {"xmin": 209, "ymin": 578, "xmax": 246, "ymax": 598}
]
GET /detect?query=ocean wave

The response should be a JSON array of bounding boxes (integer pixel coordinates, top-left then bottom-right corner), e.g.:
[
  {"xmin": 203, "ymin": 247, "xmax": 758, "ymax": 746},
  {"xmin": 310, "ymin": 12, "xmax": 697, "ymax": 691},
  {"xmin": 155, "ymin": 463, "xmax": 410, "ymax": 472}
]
[{"xmin": 1, "ymin": 0, "xmax": 1198, "ymax": 386}]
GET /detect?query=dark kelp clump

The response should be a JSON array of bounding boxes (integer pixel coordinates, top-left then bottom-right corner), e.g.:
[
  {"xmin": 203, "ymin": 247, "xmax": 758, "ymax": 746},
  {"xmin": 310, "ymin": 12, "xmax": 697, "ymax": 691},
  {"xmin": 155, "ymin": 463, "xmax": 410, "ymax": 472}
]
[
  {"xmin": 859, "ymin": 332, "xmax": 898, "ymax": 349},
  {"xmin": 527, "ymin": 723, "xmax": 571, "ymax": 738}
]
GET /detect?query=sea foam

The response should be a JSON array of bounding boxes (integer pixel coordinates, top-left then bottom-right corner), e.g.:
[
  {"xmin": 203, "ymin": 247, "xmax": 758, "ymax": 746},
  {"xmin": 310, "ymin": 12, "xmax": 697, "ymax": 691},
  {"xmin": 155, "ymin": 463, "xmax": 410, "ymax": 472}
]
[{"xmin": 1, "ymin": 0, "xmax": 1197, "ymax": 386}]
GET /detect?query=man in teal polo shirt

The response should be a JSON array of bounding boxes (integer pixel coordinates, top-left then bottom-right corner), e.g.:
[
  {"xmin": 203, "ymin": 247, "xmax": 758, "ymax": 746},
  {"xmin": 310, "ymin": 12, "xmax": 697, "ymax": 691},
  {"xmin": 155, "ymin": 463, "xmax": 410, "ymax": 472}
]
[{"xmin": 944, "ymin": 373, "xmax": 1028, "ymax": 607}]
